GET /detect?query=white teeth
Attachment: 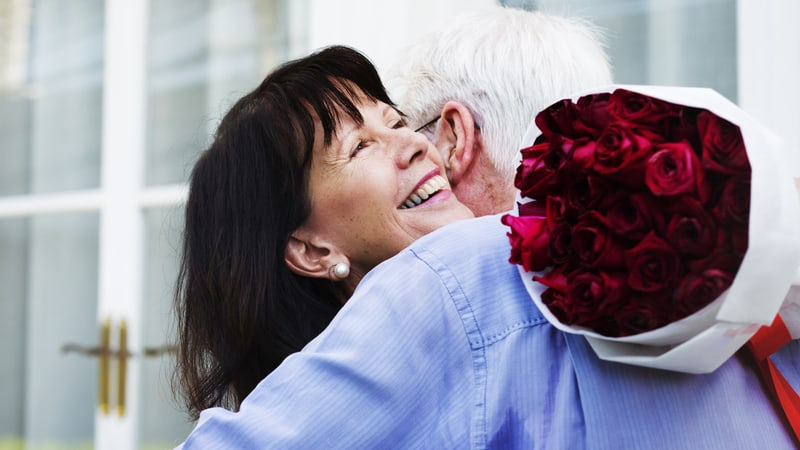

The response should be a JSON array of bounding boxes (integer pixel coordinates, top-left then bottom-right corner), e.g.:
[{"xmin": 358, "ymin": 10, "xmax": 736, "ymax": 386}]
[{"xmin": 400, "ymin": 175, "xmax": 447, "ymax": 209}]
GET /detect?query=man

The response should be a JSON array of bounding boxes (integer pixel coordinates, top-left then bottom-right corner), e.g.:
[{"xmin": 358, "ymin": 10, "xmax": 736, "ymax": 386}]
[
  {"xmin": 178, "ymin": 7, "xmax": 800, "ymax": 448},
  {"xmin": 387, "ymin": 7, "xmax": 611, "ymax": 216}
]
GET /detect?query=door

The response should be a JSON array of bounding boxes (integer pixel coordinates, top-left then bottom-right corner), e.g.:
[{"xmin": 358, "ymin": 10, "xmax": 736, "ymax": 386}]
[{"xmin": 0, "ymin": 0, "xmax": 299, "ymax": 448}]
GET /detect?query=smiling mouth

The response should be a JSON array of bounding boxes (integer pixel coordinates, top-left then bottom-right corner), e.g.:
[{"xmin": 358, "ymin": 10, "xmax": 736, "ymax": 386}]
[{"xmin": 400, "ymin": 175, "xmax": 448, "ymax": 209}]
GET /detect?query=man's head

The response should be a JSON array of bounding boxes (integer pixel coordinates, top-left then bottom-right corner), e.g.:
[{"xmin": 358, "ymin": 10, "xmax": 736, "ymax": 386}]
[{"xmin": 389, "ymin": 7, "xmax": 612, "ymax": 216}]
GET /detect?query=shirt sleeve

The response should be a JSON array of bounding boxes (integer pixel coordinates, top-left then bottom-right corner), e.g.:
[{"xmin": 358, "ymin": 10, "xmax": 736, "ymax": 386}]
[{"xmin": 178, "ymin": 249, "xmax": 476, "ymax": 449}]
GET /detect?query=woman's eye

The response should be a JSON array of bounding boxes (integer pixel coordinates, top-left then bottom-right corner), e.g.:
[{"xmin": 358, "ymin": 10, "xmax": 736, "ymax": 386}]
[
  {"xmin": 350, "ymin": 140, "xmax": 366, "ymax": 157},
  {"xmin": 393, "ymin": 119, "xmax": 407, "ymax": 129}
]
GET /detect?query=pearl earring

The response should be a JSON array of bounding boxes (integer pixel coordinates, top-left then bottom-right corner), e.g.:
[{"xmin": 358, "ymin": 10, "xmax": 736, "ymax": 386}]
[{"xmin": 331, "ymin": 263, "xmax": 350, "ymax": 280}]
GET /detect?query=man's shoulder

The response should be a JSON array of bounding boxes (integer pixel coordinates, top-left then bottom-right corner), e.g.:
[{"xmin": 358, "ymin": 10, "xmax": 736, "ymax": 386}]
[
  {"xmin": 411, "ymin": 213, "xmax": 511, "ymax": 258},
  {"xmin": 405, "ymin": 213, "xmax": 548, "ymax": 340}
]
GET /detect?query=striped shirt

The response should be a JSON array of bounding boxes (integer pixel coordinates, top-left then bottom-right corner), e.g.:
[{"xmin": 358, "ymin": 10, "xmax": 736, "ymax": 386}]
[{"xmin": 179, "ymin": 214, "xmax": 800, "ymax": 449}]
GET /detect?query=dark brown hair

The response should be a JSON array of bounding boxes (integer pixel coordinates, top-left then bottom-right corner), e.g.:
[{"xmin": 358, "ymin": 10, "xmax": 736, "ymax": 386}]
[{"xmin": 174, "ymin": 46, "xmax": 393, "ymax": 419}]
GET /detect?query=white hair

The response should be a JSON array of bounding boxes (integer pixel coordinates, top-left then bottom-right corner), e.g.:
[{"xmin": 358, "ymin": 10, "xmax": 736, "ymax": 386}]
[{"xmin": 387, "ymin": 6, "xmax": 612, "ymax": 179}]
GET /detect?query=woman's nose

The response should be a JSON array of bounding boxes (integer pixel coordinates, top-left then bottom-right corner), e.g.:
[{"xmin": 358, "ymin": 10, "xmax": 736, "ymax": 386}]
[{"xmin": 394, "ymin": 128, "xmax": 428, "ymax": 168}]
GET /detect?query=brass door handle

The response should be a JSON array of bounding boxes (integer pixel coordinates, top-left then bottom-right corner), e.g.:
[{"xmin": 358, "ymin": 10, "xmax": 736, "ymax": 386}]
[
  {"xmin": 61, "ymin": 319, "xmax": 175, "ymax": 417},
  {"xmin": 61, "ymin": 318, "xmax": 127, "ymax": 417},
  {"xmin": 100, "ymin": 318, "xmax": 111, "ymax": 415},
  {"xmin": 118, "ymin": 319, "xmax": 127, "ymax": 417}
]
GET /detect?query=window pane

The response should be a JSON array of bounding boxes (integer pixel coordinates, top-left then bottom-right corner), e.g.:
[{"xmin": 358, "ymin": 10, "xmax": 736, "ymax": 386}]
[
  {"xmin": 0, "ymin": 0, "xmax": 104, "ymax": 196},
  {"xmin": 0, "ymin": 213, "xmax": 99, "ymax": 448},
  {"xmin": 145, "ymin": 0, "xmax": 291, "ymax": 186},
  {"xmin": 502, "ymin": 0, "xmax": 738, "ymax": 101},
  {"xmin": 140, "ymin": 207, "xmax": 194, "ymax": 447}
]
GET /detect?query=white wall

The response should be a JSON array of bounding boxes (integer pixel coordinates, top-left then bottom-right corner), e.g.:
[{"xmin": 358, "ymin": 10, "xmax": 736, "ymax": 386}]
[
  {"xmin": 737, "ymin": 0, "xmax": 800, "ymax": 175},
  {"xmin": 303, "ymin": 0, "xmax": 494, "ymax": 77}
]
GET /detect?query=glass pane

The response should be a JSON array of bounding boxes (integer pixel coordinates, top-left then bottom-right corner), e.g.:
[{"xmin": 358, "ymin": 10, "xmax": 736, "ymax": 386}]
[
  {"xmin": 140, "ymin": 207, "xmax": 194, "ymax": 449},
  {"xmin": 0, "ymin": 0, "xmax": 104, "ymax": 196},
  {"xmin": 0, "ymin": 219, "xmax": 27, "ymax": 448},
  {"xmin": 0, "ymin": 213, "xmax": 99, "ymax": 450},
  {"xmin": 145, "ymin": 0, "xmax": 291, "ymax": 186},
  {"xmin": 502, "ymin": 0, "xmax": 738, "ymax": 101}
]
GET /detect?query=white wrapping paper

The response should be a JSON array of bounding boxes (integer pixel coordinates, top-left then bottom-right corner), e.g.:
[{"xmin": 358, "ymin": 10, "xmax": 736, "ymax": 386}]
[{"xmin": 516, "ymin": 84, "xmax": 800, "ymax": 373}]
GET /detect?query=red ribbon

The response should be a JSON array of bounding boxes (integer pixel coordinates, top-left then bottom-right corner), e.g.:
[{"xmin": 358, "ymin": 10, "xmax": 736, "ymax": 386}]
[{"xmin": 746, "ymin": 315, "xmax": 800, "ymax": 443}]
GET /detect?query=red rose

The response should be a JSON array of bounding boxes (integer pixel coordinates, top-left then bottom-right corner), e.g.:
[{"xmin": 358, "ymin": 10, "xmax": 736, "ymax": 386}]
[
  {"xmin": 536, "ymin": 266, "xmax": 576, "ymax": 322},
  {"xmin": 603, "ymin": 191, "xmax": 666, "ymax": 240},
  {"xmin": 541, "ymin": 287, "xmax": 576, "ymax": 324},
  {"xmin": 573, "ymin": 92, "xmax": 613, "ymax": 138},
  {"xmin": 674, "ymin": 269, "xmax": 733, "ymax": 317},
  {"xmin": 518, "ymin": 200, "xmax": 546, "ymax": 218},
  {"xmin": 593, "ymin": 123, "xmax": 657, "ymax": 185},
  {"xmin": 625, "ymin": 231, "xmax": 683, "ymax": 292},
  {"xmin": 645, "ymin": 141, "xmax": 707, "ymax": 200},
  {"xmin": 664, "ymin": 196, "xmax": 717, "ymax": 257},
  {"xmin": 730, "ymin": 226, "xmax": 749, "ymax": 257},
  {"xmin": 533, "ymin": 264, "xmax": 572, "ymax": 291},
  {"xmin": 567, "ymin": 137, "xmax": 597, "ymax": 169},
  {"xmin": 687, "ymin": 250, "xmax": 744, "ymax": 275},
  {"xmin": 614, "ymin": 296, "xmax": 673, "ymax": 336},
  {"xmin": 502, "ymin": 214, "xmax": 552, "ymax": 272},
  {"xmin": 698, "ymin": 111, "xmax": 749, "ymax": 175},
  {"xmin": 546, "ymin": 196, "xmax": 568, "ymax": 226},
  {"xmin": 535, "ymin": 99, "xmax": 583, "ymax": 139},
  {"xmin": 548, "ymin": 222, "xmax": 573, "ymax": 264},
  {"xmin": 608, "ymin": 89, "xmax": 681, "ymax": 125},
  {"xmin": 714, "ymin": 177, "xmax": 750, "ymax": 225},
  {"xmin": 566, "ymin": 270, "xmax": 629, "ymax": 320},
  {"xmin": 566, "ymin": 175, "xmax": 613, "ymax": 214},
  {"xmin": 515, "ymin": 143, "xmax": 564, "ymax": 199},
  {"xmin": 571, "ymin": 211, "xmax": 626, "ymax": 268}
]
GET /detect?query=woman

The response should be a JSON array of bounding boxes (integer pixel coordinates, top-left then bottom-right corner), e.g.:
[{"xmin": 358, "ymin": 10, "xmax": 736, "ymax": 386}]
[{"xmin": 174, "ymin": 45, "xmax": 473, "ymax": 419}]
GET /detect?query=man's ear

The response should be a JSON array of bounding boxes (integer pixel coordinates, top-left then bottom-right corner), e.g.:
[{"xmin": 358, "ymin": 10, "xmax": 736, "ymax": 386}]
[
  {"xmin": 284, "ymin": 230, "xmax": 344, "ymax": 280},
  {"xmin": 437, "ymin": 101, "xmax": 479, "ymax": 186}
]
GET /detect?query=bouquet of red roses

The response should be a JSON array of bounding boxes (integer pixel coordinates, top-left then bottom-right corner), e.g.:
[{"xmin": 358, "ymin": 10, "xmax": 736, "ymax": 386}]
[{"xmin": 503, "ymin": 85, "xmax": 800, "ymax": 373}]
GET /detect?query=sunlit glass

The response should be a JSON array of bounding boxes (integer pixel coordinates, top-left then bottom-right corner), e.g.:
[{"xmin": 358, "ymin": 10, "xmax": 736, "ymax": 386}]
[{"xmin": 414, "ymin": 117, "xmax": 440, "ymax": 133}]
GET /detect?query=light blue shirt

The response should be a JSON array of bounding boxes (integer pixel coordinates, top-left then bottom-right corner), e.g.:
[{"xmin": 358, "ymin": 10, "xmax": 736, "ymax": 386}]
[{"xmin": 179, "ymin": 214, "xmax": 800, "ymax": 449}]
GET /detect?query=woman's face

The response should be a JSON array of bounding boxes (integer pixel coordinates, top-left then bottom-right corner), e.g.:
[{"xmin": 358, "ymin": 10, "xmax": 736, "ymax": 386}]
[{"xmin": 300, "ymin": 97, "xmax": 474, "ymax": 276}]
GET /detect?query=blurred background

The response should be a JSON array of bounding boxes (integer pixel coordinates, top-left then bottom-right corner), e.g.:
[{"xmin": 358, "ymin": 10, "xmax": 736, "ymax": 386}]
[{"xmin": 0, "ymin": 0, "xmax": 797, "ymax": 448}]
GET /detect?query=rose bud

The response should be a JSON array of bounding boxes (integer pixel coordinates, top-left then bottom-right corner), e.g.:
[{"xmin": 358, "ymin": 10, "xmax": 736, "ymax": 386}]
[
  {"xmin": 572, "ymin": 211, "xmax": 626, "ymax": 269},
  {"xmin": 515, "ymin": 143, "xmax": 564, "ymax": 200},
  {"xmin": 714, "ymin": 176, "xmax": 750, "ymax": 226},
  {"xmin": 664, "ymin": 196, "xmax": 717, "ymax": 257},
  {"xmin": 614, "ymin": 297, "xmax": 673, "ymax": 336},
  {"xmin": 674, "ymin": 269, "xmax": 734, "ymax": 318},
  {"xmin": 534, "ymin": 263, "xmax": 574, "ymax": 292},
  {"xmin": 548, "ymin": 222, "xmax": 573, "ymax": 264},
  {"xmin": 546, "ymin": 195, "xmax": 569, "ymax": 226},
  {"xmin": 566, "ymin": 175, "xmax": 613, "ymax": 215},
  {"xmin": 608, "ymin": 89, "xmax": 681, "ymax": 125},
  {"xmin": 603, "ymin": 191, "xmax": 665, "ymax": 240},
  {"xmin": 625, "ymin": 231, "xmax": 683, "ymax": 292},
  {"xmin": 645, "ymin": 141, "xmax": 707, "ymax": 200},
  {"xmin": 535, "ymin": 99, "xmax": 583, "ymax": 139},
  {"xmin": 573, "ymin": 92, "xmax": 613, "ymax": 138},
  {"xmin": 698, "ymin": 111, "xmax": 750, "ymax": 175},
  {"xmin": 541, "ymin": 287, "xmax": 577, "ymax": 325},
  {"xmin": 502, "ymin": 214, "xmax": 552, "ymax": 272},
  {"xmin": 518, "ymin": 200, "xmax": 546, "ymax": 218},
  {"xmin": 686, "ymin": 249, "xmax": 744, "ymax": 275},
  {"xmin": 593, "ymin": 123, "xmax": 659, "ymax": 186},
  {"xmin": 566, "ymin": 270, "xmax": 629, "ymax": 319}
]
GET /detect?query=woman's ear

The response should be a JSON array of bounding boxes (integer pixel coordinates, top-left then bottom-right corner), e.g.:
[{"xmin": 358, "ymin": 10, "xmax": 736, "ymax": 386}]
[
  {"xmin": 285, "ymin": 232, "xmax": 337, "ymax": 280},
  {"xmin": 285, "ymin": 228, "xmax": 351, "ymax": 281},
  {"xmin": 437, "ymin": 101, "xmax": 479, "ymax": 185}
]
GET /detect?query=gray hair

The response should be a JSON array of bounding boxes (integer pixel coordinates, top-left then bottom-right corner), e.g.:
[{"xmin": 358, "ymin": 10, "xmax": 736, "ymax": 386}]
[{"xmin": 388, "ymin": 6, "xmax": 612, "ymax": 179}]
